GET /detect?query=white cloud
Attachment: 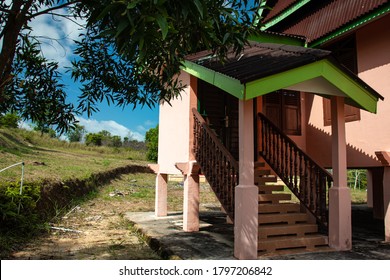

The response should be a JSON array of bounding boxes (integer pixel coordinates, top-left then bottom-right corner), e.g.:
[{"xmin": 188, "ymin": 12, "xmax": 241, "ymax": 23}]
[
  {"xmin": 77, "ymin": 117, "xmax": 144, "ymax": 141},
  {"xmin": 136, "ymin": 120, "xmax": 156, "ymax": 133},
  {"xmin": 28, "ymin": 6, "xmax": 86, "ymax": 68}
]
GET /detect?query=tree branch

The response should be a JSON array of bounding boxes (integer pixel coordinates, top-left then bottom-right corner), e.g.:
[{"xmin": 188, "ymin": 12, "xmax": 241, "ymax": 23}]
[
  {"xmin": 27, "ymin": 0, "xmax": 81, "ymax": 20},
  {"xmin": 0, "ymin": 7, "xmax": 12, "ymax": 14}
]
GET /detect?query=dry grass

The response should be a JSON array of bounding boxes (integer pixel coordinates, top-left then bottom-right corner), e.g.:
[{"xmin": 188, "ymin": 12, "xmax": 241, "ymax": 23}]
[{"xmin": 0, "ymin": 128, "xmax": 147, "ymax": 182}]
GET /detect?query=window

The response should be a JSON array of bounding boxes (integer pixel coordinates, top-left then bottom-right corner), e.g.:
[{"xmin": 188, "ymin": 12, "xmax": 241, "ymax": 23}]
[{"xmin": 263, "ymin": 90, "xmax": 301, "ymax": 135}]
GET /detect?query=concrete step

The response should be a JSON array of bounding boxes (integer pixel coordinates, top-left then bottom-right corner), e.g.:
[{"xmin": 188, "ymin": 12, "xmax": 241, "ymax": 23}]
[
  {"xmin": 258, "ymin": 212, "xmax": 308, "ymax": 225},
  {"xmin": 258, "ymin": 223, "xmax": 319, "ymax": 239},
  {"xmin": 259, "ymin": 193, "xmax": 291, "ymax": 203},
  {"xmin": 258, "ymin": 203, "xmax": 300, "ymax": 214},
  {"xmin": 258, "ymin": 235, "xmax": 329, "ymax": 253}
]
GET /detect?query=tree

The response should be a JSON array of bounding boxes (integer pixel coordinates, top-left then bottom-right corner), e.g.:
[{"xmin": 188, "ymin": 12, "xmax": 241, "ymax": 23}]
[
  {"xmin": 0, "ymin": 112, "xmax": 20, "ymax": 128},
  {"xmin": 85, "ymin": 132, "xmax": 102, "ymax": 146},
  {"xmin": 1, "ymin": 1, "xmax": 264, "ymax": 130},
  {"xmin": 145, "ymin": 125, "xmax": 158, "ymax": 162},
  {"xmin": 71, "ymin": 0, "xmax": 264, "ymax": 115},
  {"xmin": 66, "ymin": 124, "xmax": 86, "ymax": 142},
  {"xmin": 0, "ymin": 0, "xmax": 80, "ymax": 133}
]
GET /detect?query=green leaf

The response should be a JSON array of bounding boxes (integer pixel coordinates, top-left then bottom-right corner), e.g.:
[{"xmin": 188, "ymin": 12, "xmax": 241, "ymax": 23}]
[
  {"xmin": 156, "ymin": 15, "xmax": 169, "ymax": 40},
  {"xmin": 193, "ymin": 0, "xmax": 204, "ymax": 18}
]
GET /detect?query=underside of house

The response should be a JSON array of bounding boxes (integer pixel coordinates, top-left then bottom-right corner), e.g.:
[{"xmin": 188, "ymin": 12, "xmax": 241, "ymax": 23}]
[{"xmin": 150, "ymin": 0, "xmax": 390, "ymax": 259}]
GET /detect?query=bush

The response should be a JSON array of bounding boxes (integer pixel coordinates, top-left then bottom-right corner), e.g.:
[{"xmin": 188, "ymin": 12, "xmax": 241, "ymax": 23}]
[
  {"xmin": 0, "ymin": 181, "xmax": 42, "ymax": 234},
  {"xmin": 0, "ymin": 113, "xmax": 20, "ymax": 128},
  {"xmin": 145, "ymin": 125, "xmax": 158, "ymax": 162}
]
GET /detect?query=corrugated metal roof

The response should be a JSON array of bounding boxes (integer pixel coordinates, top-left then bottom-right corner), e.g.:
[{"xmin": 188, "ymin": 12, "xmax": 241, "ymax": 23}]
[
  {"xmin": 186, "ymin": 42, "xmax": 331, "ymax": 84},
  {"xmin": 263, "ymin": 0, "xmax": 300, "ymax": 22},
  {"xmin": 265, "ymin": 0, "xmax": 389, "ymax": 43}
]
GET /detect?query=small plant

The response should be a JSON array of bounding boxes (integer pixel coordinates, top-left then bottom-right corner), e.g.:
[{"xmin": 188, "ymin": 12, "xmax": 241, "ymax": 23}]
[{"xmin": 0, "ymin": 181, "xmax": 43, "ymax": 234}]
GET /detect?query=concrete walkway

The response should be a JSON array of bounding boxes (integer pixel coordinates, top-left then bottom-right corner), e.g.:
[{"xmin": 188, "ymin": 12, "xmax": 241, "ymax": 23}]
[{"xmin": 126, "ymin": 205, "xmax": 390, "ymax": 260}]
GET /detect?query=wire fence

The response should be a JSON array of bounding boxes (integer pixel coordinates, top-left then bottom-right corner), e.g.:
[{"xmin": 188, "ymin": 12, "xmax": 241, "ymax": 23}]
[{"xmin": 0, "ymin": 162, "xmax": 25, "ymax": 213}]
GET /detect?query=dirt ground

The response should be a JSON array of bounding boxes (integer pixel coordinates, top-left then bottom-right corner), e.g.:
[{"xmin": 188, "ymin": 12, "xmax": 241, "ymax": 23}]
[{"xmin": 9, "ymin": 175, "xmax": 162, "ymax": 260}]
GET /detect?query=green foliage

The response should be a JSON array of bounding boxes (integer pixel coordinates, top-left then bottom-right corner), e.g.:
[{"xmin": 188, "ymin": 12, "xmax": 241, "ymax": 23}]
[
  {"xmin": 0, "ymin": 182, "xmax": 43, "ymax": 234},
  {"xmin": 85, "ymin": 132, "xmax": 103, "ymax": 146},
  {"xmin": 2, "ymin": 35, "xmax": 77, "ymax": 134},
  {"xmin": 145, "ymin": 125, "xmax": 158, "ymax": 162},
  {"xmin": 67, "ymin": 124, "xmax": 86, "ymax": 142},
  {"xmin": 0, "ymin": 113, "xmax": 20, "ymax": 128},
  {"xmin": 347, "ymin": 169, "xmax": 368, "ymax": 190},
  {"xmin": 72, "ymin": 0, "xmax": 264, "ymax": 115}
]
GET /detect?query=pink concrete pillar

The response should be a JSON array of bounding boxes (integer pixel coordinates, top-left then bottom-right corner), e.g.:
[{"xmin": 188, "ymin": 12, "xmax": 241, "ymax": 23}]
[
  {"xmin": 234, "ymin": 99, "xmax": 258, "ymax": 260},
  {"xmin": 366, "ymin": 169, "xmax": 374, "ymax": 208},
  {"xmin": 383, "ymin": 167, "xmax": 390, "ymax": 242},
  {"xmin": 149, "ymin": 164, "xmax": 168, "ymax": 217},
  {"xmin": 176, "ymin": 161, "xmax": 200, "ymax": 232},
  {"xmin": 329, "ymin": 96, "xmax": 352, "ymax": 250},
  {"xmin": 183, "ymin": 172, "xmax": 200, "ymax": 232},
  {"xmin": 155, "ymin": 173, "xmax": 168, "ymax": 217}
]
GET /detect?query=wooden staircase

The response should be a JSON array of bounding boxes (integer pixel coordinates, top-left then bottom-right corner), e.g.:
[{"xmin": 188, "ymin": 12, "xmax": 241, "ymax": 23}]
[{"xmin": 255, "ymin": 161, "xmax": 329, "ymax": 256}]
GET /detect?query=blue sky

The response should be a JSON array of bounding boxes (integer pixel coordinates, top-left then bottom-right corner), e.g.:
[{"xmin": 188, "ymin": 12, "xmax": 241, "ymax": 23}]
[{"xmin": 27, "ymin": 5, "xmax": 159, "ymax": 141}]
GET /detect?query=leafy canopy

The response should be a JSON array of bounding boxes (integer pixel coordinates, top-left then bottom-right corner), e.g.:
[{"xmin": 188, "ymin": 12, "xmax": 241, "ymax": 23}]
[
  {"xmin": 72, "ymin": 0, "xmax": 264, "ymax": 115},
  {"xmin": 1, "ymin": 0, "xmax": 264, "ymax": 131}
]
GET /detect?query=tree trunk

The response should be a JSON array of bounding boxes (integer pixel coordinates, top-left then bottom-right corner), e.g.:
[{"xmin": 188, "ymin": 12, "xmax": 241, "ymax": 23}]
[{"xmin": 0, "ymin": 0, "xmax": 34, "ymax": 96}]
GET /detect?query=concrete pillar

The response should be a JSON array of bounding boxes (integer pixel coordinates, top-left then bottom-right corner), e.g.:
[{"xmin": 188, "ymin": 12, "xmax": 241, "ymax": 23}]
[
  {"xmin": 176, "ymin": 161, "xmax": 200, "ymax": 232},
  {"xmin": 383, "ymin": 167, "xmax": 390, "ymax": 242},
  {"xmin": 329, "ymin": 96, "xmax": 352, "ymax": 250},
  {"xmin": 183, "ymin": 172, "xmax": 200, "ymax": 232},
  {"xmin": 155, "ymin": 173, "xmax": 168, "ymax": 217},
  {"xmin": 366, "ymin": 169, "xmax": 374, "ymax": 208},
  {"xmin": 149, "ymin": 164, "xmax": 168, "ymax": 217},
  {"xmin": 234, "ymin": 99, "xmax": 258, "ymax": 260}
]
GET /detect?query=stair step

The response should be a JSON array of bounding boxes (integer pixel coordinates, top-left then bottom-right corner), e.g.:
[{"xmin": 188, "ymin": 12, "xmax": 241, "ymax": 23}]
[
  {"xmin": 255, "ymin": 169, "xmax": 272, "ymax": 176},
  {"xmin": 259, "ymin": 193, "xmax": 291, "ymax": 203},
  {"xmin": 255, "ymin": 162, "xmax": 266, "ymax": 168},
  {"xmin": 258, "ymin": 213, "xmax": 308, "ymax": 224},
  {"xmin": 258, "ymin": 224, "xmax": 319, "ymax": 239},
  {"xmin": 258, "ymin": 203, "xmax": 300, "ymax": 213},
  {"xmin": 255, "ymin": 176, "xmax": 278, "ymax": 185},
  {"xmin": 258, "ymin": 235, "xmax": 329, "ymax": 253},
  {"xmin": 258, "ymin": 184, "xmax": 285, "ymax": 193}
]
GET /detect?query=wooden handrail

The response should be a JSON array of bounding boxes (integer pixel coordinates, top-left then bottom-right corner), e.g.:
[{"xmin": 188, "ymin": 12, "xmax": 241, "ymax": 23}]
[
  {"xmin": 258, "ymin": 112, "xmax": 332, "ymax": 229},
  {"xmin": 192, "ymin": 108, "xmax": 238, "ymax": 220}
]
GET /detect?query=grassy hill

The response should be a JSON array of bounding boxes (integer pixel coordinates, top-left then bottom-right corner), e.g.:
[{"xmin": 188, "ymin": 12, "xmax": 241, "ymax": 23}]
[{"xmin": 0, "ymin": 128, "xmax": 148, "ymax": 182}]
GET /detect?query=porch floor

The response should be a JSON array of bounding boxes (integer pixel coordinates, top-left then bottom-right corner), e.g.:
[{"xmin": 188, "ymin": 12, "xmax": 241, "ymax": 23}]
[{"xmin": 125, "ymin": 205, "xmax": 390, "ymax": 260}]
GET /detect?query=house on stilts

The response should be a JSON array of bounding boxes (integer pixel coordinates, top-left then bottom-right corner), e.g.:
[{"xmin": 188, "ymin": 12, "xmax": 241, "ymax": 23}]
[{"xmin": 149, "ymin": 0, "xmax": 390, "ymax": 259}]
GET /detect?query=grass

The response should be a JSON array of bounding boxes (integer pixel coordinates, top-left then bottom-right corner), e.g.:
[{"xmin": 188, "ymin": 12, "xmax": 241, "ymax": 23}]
[{"xmin": 0, "ymin": 128, "xmax": 147, "ymax": 182}]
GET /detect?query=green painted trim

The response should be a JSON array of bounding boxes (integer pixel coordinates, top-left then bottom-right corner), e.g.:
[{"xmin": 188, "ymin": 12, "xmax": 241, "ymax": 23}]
[
  {"xmin": 245, "ymin": 60, "xmax": 324, "ymax": 98},
  {"xmin": 245, "ymin": 59, "xmax": 379, "ymax": 113},
  {"xmin": 182, "ymin": 60, "xmax": 245, "ymax": 99},
  {"xmin": 321, "ymin": 60, "xmax": 378, "ymax": 113},
  {"xmin": 309, "ymin": 3, "xmax": 390, "ymax": 48},
  {"xmin": 248, "ymin": 32, "xmax": 304, "ymax": 46},
  {"xmin": 261, "ymin": 0, "xmax": 312, "ymax": 30}
]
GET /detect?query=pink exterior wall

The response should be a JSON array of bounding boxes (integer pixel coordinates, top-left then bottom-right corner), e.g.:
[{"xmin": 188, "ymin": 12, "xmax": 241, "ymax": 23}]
[
  {"xmin": 157, "ymin": 71, "xmax": 191, "ymax": 174},
  {"xmin": 306, "ymin": 15, "xmax": 390, "ymax": 168}
]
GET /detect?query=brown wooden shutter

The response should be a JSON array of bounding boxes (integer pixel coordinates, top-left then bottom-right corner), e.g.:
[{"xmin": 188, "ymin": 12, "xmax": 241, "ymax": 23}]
[
  {"xmin": 323, "ymin": 98, "xmax": 361, "ymax": 126},
  {"xmin": 283, "ymin": 91, "xmax": 301, "ymax": 135},
  {"xmin": 264, "ymin": 90, "xmax": 301, "ymax": 135}
]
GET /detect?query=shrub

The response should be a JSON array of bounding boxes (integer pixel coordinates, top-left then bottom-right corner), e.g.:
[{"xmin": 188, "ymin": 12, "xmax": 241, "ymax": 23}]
[
  {"xmin": 0, "ymin": 113, "xmax": 20, "ymax": 128},
  {"xmin": 0, "ymin": 182, "xmax": 42, "ymax": 234},
  {"xmin": 145, "ymin": 125, "xmax": 158, "ymax": 162}
]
